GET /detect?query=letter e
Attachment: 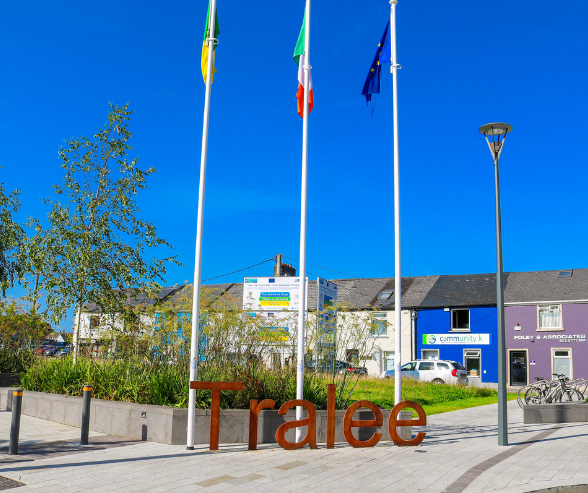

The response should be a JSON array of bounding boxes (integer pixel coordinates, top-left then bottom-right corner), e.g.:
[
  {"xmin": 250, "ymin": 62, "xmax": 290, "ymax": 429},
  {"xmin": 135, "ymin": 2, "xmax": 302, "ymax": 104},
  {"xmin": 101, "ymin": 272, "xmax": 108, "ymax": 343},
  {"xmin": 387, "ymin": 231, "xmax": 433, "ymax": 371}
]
[{"xmin": 388, "ymin": 400, "xmax": 426, "ymax": 446}]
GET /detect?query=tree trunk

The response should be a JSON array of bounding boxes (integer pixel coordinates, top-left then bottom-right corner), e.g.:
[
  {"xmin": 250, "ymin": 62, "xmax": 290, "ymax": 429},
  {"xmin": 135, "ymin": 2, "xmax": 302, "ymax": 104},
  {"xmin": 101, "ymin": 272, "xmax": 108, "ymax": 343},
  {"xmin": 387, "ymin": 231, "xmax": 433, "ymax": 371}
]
[{"xmin": 73, "ymin": 305, "xmax": 82, "ymax": 364}]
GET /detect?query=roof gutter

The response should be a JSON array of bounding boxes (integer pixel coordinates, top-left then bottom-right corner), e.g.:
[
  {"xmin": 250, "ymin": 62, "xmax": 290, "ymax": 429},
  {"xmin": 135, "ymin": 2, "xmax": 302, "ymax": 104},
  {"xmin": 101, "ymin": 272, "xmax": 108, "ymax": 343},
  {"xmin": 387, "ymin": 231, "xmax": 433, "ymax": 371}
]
[{"xmin": 505, "ymin": 299, "xmax": 588, "ymax": 306}]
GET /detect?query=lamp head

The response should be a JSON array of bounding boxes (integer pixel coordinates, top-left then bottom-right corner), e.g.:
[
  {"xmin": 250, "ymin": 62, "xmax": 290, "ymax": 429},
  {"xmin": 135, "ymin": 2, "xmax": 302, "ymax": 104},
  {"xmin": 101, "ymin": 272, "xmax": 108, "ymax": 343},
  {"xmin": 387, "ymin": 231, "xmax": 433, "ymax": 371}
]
[
  {"xmin": 479, "ymin": 123, "xmax": 513, "ymax": 137},
  {"xmin": 479, "ymin": 122, "xmax": 512, "ymax": 161}
]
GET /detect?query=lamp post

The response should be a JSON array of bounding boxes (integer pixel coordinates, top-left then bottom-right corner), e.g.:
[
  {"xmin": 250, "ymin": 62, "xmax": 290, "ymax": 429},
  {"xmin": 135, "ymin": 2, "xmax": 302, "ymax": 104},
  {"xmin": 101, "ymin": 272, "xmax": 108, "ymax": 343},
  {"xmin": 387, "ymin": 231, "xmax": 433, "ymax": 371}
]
[{"xmin": 479, "ymin": 122, "xmax": 512, "ymax": 447}]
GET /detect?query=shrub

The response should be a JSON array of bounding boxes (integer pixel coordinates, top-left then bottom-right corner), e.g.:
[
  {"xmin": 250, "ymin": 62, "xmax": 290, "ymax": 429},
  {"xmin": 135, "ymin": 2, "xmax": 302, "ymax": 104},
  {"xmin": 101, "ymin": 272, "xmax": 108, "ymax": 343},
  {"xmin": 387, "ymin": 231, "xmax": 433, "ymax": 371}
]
[
  {"xmin": 20, "ymin": 357, "xmax": 344, "ymax": 409},
  {"xmin": 0, "ymin": 349, "xmax": 36, "ymax": 374}
]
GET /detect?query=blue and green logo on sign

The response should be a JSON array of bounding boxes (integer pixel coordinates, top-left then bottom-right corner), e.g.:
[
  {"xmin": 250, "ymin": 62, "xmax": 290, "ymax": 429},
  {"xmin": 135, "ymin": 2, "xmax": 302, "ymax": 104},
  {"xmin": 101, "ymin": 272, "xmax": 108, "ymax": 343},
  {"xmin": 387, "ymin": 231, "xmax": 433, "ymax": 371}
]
[{"xmin": 423, "ymin": 334, "xmax": 437, "ymax": 345}]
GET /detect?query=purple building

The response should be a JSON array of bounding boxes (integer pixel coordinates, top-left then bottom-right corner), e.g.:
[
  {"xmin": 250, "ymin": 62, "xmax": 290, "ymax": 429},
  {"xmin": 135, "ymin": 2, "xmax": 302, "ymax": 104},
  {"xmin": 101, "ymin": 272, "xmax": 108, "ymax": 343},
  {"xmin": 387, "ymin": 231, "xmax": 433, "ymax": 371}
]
[{"xmin": 504, "ymin": 269, "xmax": 588, "ymax": 387}]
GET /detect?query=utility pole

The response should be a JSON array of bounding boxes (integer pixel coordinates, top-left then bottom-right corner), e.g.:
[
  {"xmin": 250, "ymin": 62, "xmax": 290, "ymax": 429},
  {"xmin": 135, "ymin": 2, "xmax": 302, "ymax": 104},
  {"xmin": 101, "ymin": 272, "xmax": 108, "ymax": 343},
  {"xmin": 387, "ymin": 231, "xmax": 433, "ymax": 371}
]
[{"xmin": 275, "ymin": 253, "xmax": 282, "ymax": 277}]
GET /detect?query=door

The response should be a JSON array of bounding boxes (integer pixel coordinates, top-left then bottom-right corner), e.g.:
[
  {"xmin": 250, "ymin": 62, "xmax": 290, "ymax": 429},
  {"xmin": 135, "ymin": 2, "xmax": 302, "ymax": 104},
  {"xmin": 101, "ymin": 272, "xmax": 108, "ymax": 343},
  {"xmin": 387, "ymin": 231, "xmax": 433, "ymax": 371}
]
[
  {"xmin": 509, "ymin": 350, "xmax": 528, "ymax": 386},
  {"xmin": 400, "ymin": 362, "xmax": 416, "ymax": 379},
  {"xmin": 416, "ymin": 361, "xmax": 435, "ymax": 382}
]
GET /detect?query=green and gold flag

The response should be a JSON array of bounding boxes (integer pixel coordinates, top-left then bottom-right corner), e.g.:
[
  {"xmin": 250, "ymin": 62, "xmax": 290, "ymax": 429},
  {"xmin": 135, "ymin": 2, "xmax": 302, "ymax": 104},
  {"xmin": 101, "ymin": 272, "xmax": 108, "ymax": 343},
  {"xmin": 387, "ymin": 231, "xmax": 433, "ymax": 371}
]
[{"xmin": 201, "ymin": 1, "xmax": 220, "ymax": 83}]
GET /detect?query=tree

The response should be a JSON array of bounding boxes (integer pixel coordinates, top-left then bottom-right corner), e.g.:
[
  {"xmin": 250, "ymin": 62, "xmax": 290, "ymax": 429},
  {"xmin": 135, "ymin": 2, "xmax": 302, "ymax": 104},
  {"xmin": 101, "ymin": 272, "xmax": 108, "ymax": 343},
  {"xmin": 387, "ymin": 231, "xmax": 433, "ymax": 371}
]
[
  {"xmin": 0, "ymin": 177, "xmax": 26, "ymax": 296},
  {"xmin": 29, "ymin": 103, "xmax": 178, "ymax": 362},
  {"xmin": 0, "ymin": 299, "xmax": 51, "ymax": 348}
]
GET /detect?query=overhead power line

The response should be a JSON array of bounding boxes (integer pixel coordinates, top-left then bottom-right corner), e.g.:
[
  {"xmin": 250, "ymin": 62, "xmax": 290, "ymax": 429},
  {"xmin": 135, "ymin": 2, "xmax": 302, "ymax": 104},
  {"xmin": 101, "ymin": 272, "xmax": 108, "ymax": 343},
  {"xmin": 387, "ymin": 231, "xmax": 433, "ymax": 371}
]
[
  {"xmin": 282, "ymin": 255, "xmax": 498, "ymax": 308},
  {"xmin": 202, "ymin": 257, "xmax": 276, "ymax": 282}
]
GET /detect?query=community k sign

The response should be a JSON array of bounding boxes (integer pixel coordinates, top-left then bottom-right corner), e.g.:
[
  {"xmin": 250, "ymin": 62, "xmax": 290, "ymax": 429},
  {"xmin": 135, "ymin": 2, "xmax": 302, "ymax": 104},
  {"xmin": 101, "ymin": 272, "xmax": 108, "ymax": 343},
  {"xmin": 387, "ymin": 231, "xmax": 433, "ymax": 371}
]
[{"xmin": 190, "ymin": 381, "xmax": 427, "ymax": 451}]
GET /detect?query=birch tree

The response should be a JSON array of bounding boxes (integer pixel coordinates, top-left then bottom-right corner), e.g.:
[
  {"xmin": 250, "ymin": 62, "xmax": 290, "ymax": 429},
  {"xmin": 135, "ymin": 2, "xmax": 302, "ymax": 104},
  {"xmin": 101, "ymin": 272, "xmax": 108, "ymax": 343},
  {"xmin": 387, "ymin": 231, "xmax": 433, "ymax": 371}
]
[
  {"xmin": 29, "ymin": 103, "xmax": 178, "ymax": 362},
  {"xmin": 0, "ymin": 177, "xmax": 25, "ymax": 296}
]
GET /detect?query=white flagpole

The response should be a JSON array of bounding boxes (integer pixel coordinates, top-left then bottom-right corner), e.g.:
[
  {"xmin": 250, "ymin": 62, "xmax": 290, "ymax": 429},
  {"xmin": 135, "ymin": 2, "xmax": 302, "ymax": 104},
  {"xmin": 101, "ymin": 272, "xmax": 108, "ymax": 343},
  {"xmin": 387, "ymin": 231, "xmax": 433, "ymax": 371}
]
[
  {"xmin": 390, "ymin": 0, "xmax": 402, "ymax": 406},
  {"xmin": 296, "ymin": 0, "xmax": 311, "ymax": 443},
  {"xmin": 187, "ymin": 0, "xmax": 217, "ymax": 450}
]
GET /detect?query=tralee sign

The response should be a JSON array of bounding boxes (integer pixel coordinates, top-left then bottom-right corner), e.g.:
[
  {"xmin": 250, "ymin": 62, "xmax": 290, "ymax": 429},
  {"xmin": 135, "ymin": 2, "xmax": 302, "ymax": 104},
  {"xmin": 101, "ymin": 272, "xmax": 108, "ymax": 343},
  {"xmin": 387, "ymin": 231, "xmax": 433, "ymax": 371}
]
[{"xmin": 190, "ymin": 381, "xmax": 427, "ymax": 451}]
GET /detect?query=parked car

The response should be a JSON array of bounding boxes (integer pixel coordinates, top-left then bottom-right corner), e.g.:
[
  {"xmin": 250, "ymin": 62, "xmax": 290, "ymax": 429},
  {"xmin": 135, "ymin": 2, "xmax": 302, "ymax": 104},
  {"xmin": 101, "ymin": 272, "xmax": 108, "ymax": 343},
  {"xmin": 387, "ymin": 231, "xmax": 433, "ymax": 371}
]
[
  {"xmin": 336, "ymin": 361, "xmax": 368, "ymax": 376},
  {"xmin": 36, "ymin": 345, "xmax": 55, "ymax": 355},
  {"xmin": 44, "ymin": 346, "xmax": 62, "ymax": 356},
  {"xmin": 55, "ymin": 346, "xmax": 73, "ymax": 357},
  {"xmin": 380, "ymin": 360, "xmax": 467, "ymax": 385}
]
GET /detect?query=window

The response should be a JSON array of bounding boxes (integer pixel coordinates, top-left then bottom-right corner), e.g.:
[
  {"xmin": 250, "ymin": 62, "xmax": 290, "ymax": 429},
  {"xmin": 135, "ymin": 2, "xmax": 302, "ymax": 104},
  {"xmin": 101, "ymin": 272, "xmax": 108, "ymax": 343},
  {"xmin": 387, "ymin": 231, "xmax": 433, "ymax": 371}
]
[
  {"xmin": 401, "ymin": 362, "xmax": 416, "ymax": 371},
  {"xmin": 553, "ymin": 349, "xmax": 571, "ymax": 378},
  {"xmin": 558, "ymin": 270, "xmax": 573, "ymax": 278},
  {"xmin": 418, "ymin": 362, "xmax": 434, "ymax": 371},
  {"xmin": 346, "ymin": 349, "xmax": 359, "ymax": 365},
  {"xmin": 538, "ymin": 305, "xmax": 562, "ymax": 330},
  {"xmin": 372, "ymin": 313, "xmax": 388, "ymax": 337},
  {"xmin": 464, "ymin": 349, "xmax": 481, "ymax": 377},
  {"xmin": 378, "ymin": 290, "xmax": 394, "ymax": 300},
  {"xmin": 384, "ymin": 351, "xmax": 395, "ymax": 371},
  {"xmin": 451, "ymin": 309, "xmax": 470, "ymax": 331},
  {"xmin": 421, "ymin": 349, "xmax": 439, "ymax": 360},
  {"xmin": 437, "ymin": 362, "xmax": 450, "ymax": 370},
  {"xmin": 89, "ymin": 316, "xmax": 101, "ymax": 337}
]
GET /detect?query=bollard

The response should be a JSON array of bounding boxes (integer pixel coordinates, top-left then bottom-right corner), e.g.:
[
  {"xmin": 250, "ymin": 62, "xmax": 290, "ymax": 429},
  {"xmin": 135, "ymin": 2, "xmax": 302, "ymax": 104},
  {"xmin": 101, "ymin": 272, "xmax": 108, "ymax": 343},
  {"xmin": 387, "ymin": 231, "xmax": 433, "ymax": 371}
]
[
  {"xmin": 81, "ymin": 385, "xmax": 92, "ymax": 445},
  {"xmin": 8, "ymin": 389, "xmax": 23, "ymax": 455}
]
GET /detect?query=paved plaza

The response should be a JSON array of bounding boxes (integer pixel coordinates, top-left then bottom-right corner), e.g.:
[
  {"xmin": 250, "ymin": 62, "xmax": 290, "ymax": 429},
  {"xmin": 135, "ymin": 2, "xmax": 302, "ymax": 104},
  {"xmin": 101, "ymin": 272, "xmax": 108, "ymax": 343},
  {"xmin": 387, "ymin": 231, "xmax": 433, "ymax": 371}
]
[{"xmin": 1, "ymin": 401, "xmax": 588, "ymax": 492}]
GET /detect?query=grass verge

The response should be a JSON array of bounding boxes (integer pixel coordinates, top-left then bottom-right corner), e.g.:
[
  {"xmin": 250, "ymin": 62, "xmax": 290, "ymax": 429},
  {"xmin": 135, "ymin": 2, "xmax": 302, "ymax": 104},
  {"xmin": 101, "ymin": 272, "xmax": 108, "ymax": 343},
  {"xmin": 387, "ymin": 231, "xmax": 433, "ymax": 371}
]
[{"xmin": 348, "ymin": 377, "xmax": 517, "ymax": 415}]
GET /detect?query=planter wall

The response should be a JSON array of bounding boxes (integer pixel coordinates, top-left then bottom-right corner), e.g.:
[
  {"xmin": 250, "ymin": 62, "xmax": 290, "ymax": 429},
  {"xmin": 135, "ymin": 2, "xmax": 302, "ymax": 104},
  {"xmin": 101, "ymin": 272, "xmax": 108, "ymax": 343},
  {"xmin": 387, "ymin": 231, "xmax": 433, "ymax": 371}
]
[
  {"xmin": 524, "ymin": 402, "xmax": 588, "ymax": 424},
  {"xmin": 0, "ymin": 374, "xmax": 20, "ymax": 387},
  {"xmin": 0, "ymin": 388, "xmax": 413, "ymax": 446}
]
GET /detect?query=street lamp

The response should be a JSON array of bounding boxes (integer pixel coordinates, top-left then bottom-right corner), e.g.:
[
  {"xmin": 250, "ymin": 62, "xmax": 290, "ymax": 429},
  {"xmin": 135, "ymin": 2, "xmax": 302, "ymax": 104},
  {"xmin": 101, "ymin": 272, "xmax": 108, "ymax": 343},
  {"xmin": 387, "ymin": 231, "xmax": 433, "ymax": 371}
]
[{"xmin": 479, "ymin": 122, "xmax": 512, "ymax": 447}]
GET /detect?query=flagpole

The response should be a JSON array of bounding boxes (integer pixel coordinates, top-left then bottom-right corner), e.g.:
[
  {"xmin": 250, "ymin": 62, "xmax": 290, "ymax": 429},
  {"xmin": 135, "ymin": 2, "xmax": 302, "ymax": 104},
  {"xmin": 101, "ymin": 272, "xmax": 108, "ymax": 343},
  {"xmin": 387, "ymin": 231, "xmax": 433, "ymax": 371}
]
[
  {"xmin": 390, "ymin": 0, "xmax": 402, "ymax": 406},
  {"xmin": 187, "ymin": 0, "xmax": 217, "ymax": 450},
  {"xmin": 296, "ymin": 0, "xmax": 311, "ymax": 443}
]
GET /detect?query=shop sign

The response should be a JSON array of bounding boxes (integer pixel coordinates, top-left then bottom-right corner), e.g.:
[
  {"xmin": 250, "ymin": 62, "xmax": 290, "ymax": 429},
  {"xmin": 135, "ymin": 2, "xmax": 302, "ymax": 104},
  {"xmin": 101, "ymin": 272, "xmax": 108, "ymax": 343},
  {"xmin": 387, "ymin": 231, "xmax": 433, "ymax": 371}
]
[
  {"xmin": 514, "ymin": 334, "xmax": 586, "ymax": 343},
  {"xmin": 537, "ymin": 334, "xmax": 586, "ymax": 343},
  {"xmin": 422, "ymin": 334, "xmax": 491, "ymax": 345},
  {"xmin": 191, "ymin": 381, "xmax": 427, "ymax": 451}
]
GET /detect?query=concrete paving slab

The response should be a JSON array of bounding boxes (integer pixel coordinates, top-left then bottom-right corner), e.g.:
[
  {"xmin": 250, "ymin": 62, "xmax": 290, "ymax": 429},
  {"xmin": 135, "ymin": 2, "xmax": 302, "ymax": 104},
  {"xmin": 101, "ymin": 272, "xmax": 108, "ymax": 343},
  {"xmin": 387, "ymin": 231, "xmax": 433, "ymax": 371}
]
[{"xmin": 0, "ymin": 401, "xmax": 587, "ymax": 492}]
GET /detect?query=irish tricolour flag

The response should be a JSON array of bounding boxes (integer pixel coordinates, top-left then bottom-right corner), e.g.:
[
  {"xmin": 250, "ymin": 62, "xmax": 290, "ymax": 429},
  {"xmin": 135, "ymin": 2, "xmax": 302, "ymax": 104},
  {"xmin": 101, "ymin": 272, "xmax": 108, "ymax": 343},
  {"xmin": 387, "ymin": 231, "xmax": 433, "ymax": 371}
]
[{"xmin": 293, "ymin": 10, "xmax": 313, "ymax": 118}]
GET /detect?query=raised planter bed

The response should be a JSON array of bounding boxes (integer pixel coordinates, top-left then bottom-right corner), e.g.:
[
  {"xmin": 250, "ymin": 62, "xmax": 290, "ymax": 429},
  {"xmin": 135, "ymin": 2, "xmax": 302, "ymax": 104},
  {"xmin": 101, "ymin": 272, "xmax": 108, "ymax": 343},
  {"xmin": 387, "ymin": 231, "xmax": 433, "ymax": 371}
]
[
  {"xmin": 524, "ymin": 402, "xmax": 588, "ymax": 424},
  {"xmin": 0, "ymin": 388, "xmax": 413, "ymax": 446},
  {"xmin": 0, "ymin": 374, "xmax": 20, "ymax": 387}
]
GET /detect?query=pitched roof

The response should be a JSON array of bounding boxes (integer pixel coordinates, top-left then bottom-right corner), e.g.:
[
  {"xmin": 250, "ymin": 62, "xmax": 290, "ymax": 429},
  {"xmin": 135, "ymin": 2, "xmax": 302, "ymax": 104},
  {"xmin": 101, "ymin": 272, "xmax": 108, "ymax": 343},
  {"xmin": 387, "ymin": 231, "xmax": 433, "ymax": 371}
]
[
  {"xmin": 419, "ymin": 273, "xmax": 503, "ymax": 308},
  {"xmin": 82, "ymin": 285, "xmax": 185, "ymax": 312},
  {"xmin": 504, "ymin": 268, "xmax": 588, "ymax": 303},
  {"xmin": 82, "ymin": 268, "xmax": 588, "ymax": 314}
]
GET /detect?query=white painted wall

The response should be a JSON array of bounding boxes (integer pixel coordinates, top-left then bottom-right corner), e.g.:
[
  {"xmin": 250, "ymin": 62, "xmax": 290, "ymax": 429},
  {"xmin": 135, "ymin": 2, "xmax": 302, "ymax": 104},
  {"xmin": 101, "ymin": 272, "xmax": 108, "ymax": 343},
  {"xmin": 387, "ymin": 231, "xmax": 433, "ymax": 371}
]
[{"xmin": 363, "ymin": 309, "xmax": 414, "ymax": 376}]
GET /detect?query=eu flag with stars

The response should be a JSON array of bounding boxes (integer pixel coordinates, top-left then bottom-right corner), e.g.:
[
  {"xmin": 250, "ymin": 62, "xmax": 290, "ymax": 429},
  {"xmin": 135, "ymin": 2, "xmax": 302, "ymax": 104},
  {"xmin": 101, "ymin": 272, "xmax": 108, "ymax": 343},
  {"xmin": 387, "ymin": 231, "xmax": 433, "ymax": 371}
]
[{"xmin": 362, "ymin": 22, "xmax": 391, "ymax": 104}]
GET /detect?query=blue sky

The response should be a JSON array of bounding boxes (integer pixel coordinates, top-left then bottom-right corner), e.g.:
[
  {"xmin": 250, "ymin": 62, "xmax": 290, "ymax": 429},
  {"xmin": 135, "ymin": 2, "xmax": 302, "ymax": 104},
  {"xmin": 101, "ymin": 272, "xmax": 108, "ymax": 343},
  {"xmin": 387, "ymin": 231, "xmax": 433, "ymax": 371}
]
[{"xmin": 1, "ymin": 1, "xmax": 587, "ymax": 328}]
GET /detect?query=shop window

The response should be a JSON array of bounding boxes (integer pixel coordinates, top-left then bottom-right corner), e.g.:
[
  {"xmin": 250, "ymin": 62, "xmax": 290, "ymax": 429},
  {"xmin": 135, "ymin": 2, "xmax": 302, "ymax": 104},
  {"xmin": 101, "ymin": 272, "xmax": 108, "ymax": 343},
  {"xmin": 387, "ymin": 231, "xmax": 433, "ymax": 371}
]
[
  {"xmin": 553, "ymin": 349, "xmax": 571, "ymax": 378},
  {"xmin": 464, "ymin": 349, "xmax": 481, "ymax": 377},
  {"xmin": 384, "ymin": 351, "xmax": 395, "ymax": 371},
  {"xmin": 451, "ymin": 309, "xmax": 470, "ymax": 331},
  {"xmin": 372, "ymin": 313, "xmax": 387, "ymax": 337},
  {"xmin": 539, "ymin": 305, "xmax": 562, "ymax": 330},
  {"xmin": 421, "ymin": 349, "xmax": 439, "ymax": 360}
]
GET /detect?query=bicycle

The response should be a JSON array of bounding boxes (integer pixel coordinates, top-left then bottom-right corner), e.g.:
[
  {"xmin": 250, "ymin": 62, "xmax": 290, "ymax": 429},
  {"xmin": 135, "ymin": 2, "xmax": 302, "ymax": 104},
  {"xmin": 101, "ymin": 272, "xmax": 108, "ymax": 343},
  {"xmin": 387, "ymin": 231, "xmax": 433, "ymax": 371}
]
[{"xmin": 517, "ymin": 374, "xmax": 585, "ymax": 408}]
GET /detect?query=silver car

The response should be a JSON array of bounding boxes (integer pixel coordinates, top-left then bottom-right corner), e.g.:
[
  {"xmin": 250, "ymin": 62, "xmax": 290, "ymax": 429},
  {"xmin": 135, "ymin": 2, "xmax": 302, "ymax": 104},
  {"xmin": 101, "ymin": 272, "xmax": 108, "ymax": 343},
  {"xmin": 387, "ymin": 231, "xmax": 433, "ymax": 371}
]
[{"xmin": 380, "ymin": 360, "xmax": 468, "ymax": 385}]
